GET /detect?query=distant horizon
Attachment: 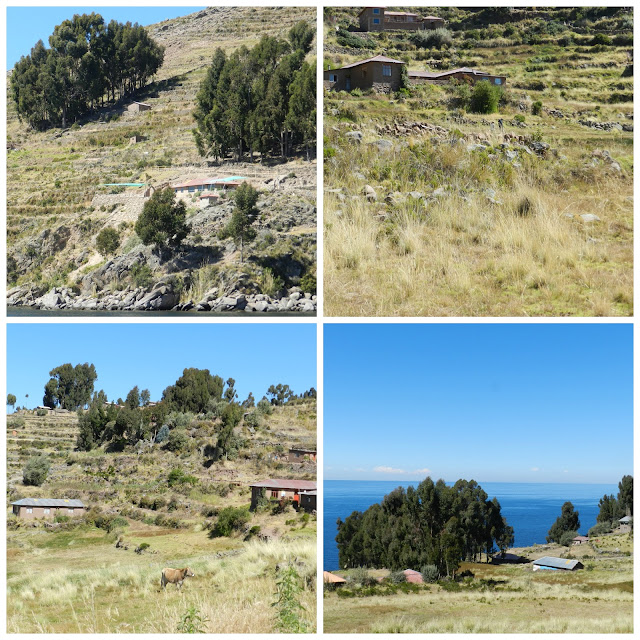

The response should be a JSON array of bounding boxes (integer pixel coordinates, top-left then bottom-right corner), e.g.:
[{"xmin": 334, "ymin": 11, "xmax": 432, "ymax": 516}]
[{"xmin": 325, "ymin": 478, "xmax": 623, "ymax": 486}]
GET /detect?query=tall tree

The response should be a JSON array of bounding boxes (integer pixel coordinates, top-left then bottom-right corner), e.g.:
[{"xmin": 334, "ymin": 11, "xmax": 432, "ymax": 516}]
[
  {"xmin": 617, "ymin": 475, "xmax": 633, "ymax": 516},
  {"xmin": 125, "ymin": 385, "xmax": 140, "ymax": 410},
  {"xmin": 43, "ymin": 363, "xmax": 97, "ymax": 410},
  {"xmin": 7, "ymin": 394, "xmax": 17, "ymax": 411},
  {"xmin": 135, "ymin": 187, "xmax": 190, "ymax": 251},
  {"xmin": 219, "ymin": 183, "xmax": 259, "ymax": 262},
  {"xmin": 546, "ymin": 501, "xmax": 580, "ymax": 543},
  {"xmin": 162, "ymin": 368, "xmax": 224, "ymax": 413}
]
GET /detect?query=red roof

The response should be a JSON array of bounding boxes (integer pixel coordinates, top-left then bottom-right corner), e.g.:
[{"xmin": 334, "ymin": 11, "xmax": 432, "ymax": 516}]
[
  {"xmin": 339, "ymin": 55, "xmax": 405, "ymax": 71},
  {"xmin": 172, "ymin": 178, "xmax": 218, "ymax": 189},
  {"xmin": 250, "ymin": 478, "xmax": 317, "ymax": 491}
]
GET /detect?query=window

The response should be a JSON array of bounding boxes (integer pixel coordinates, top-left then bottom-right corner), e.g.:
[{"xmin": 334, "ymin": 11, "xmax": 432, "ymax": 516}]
[
  {"xmin": 382, "ymin": 65, "xmax": 392, "ymax": 77},
  {"xmin": 188, "ymin": 186, "xmax": 195, "ymax": 192},
  {"xmin": 373, "ymin": 8, "xmax": 380, "ymax": 13},
  {"xmin": 26, "ymin": 508, "xmax": 33, "ymax": 514},
  {"xmin": 271, "ymin": 490, "xmax": 279, "ymax": 498},
  {"xmin": 68, "ymin": 508, "xmax": 74, "ymax": 514},
  {"xmin": 373, "ymin": 18, "xmax": 380, "ymax": 24},
  {"xmin": 494, "ymin": 78, "xmax": 502, "ymax": 85},
  {"xmin": 44, "ymin": 508, "xmax": 50, "ymax": 514},
  {"xmin": 329, "ymin": 74, "xmax": 337, "ymax": 82}
]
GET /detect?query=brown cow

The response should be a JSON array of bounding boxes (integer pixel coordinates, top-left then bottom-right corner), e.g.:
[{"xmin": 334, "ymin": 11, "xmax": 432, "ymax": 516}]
[{"xmin": 161, "ymin": 567, "xmax": 195, "ymax": 590}]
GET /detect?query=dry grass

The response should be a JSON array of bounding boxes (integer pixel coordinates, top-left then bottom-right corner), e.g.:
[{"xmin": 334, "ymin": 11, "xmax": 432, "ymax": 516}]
[{"xmin": 7, "ymin": 531, "xmax": 316, "ymax": 633}]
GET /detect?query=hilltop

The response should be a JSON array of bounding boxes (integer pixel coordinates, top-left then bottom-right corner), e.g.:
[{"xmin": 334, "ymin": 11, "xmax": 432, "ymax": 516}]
[
  {"xmin": 7, "ymin": 6, "xmax": 317, "ymax": 314},
  {"xmin": 7, "ymin": 397, "xmax": 317, "ymax": 632},
  {"xmin": 323, "ymin": 7, "xmax": 633, "ymax": 316}
]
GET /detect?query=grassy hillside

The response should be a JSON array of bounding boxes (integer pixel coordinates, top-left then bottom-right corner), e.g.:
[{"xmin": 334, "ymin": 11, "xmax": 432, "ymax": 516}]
[
  {"xmin": 324, "ymin": 7, "xmax": 633, "ymax": 316},
  {"xmin": 7, "ymin": 6, "xmax": 317, "ymax": 313},
  {"xmin": 7, "ymin": 400, "xmax": 317, "ymax": 633},
  {"xmin": 324, "ymin": 534, "xmax": 633, "ymax": 633}
]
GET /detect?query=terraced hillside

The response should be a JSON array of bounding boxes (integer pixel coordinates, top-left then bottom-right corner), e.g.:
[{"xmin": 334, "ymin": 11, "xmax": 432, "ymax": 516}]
[
  {"xmin": 7, "ymin": 399, "xmax": 317, "ymax": 633},
  {"xmin": 324, "ymin": 7, "xmax": 633, "ymax": 316},
  {"xmin": 7, "ymin": 6, "xmax": 317, "ymax": 314}
]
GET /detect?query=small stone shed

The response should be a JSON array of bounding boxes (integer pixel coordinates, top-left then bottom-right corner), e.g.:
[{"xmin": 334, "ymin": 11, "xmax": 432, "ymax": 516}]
[
  {"xmin": 11, "ymin": 498, "xmax": 86, "ymax": 520},
  {"xmin": 288, "ymin": 448, "xmax": 317, "ymax": 463},
  {"xmin": 409, "ymin": 67, "xmax": 507, "ymax": 87},
  {"xmin": 249, "ymin": 478, "xmax": 317, "ymax": 510},
  {"xmin": 127, "ymin": 101, "xmax": 151, "ymax": 113},
  {"xmin": 324, "ymin": 55, "xmax": 405, "ymax": 93}
]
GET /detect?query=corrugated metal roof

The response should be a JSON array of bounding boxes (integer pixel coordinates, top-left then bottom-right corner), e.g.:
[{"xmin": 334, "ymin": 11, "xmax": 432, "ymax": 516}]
[
  {"xmin": 323, "ymin": 571, "xmax": 347, "ymax": 583},
  {"xmin": 250, "ymin": 478, "xmax": 317, "ymax": 491},
  {"xmin": 423, "ymin": 16, "xmax": 444, "ymax": 20},
  {"xmin": 301, "ymin": 490, "xmax": 317, "ymax": 496},
  {"xmin": 12, "ymin": 498, "xmax": 85, "ymax": 507},
  {"xmin": 532, "ymin": 556, "xmax": 583, "ymax": 570},
  {"xmin": 619, "ymin": 515, "xmax": 632, "ymax": 523},
  {"xmin": 408, "ymin": 67, "xmax": 495, "ymax": 80},
  {"xmin": 385, "ymin": 11, "xmax": 419, "ymax": 17},
  {"xmin": 339, "ymin": 55, "xmax": 405, "ymax": 70}
]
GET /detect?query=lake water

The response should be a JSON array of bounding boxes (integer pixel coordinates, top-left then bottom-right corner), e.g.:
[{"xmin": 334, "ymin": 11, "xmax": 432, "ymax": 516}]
[
  {"xmin": 8, "ymin": 306, "xmax": 314, "ymax": 318},
  {"xmin": 323, "ymin": 480, "xmax": 617, "ymax": 571}
]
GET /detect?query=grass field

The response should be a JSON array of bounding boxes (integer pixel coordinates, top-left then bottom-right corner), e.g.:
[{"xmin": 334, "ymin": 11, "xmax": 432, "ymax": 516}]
[
  {"xmin": 323, "ymin": 8, "xmax": 633, "ymax": 316},
  {"xmin": 7, "ymin": 526, "xmax": 316, "ymax": 633},
  {"xmin": 323, "ymin": 535, "xmax": 632, "ymax": 633}
]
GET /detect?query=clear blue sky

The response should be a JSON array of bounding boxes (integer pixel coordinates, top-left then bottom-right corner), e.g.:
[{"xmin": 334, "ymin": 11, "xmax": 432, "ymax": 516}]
[
  {"xmin": 325, "ymin": 324, "xmax": 633, "ymax": 484},
  {"xmin": 7, "ymin": 6, "xmax": 205, "ymax": 69},
  {"xmin": 7, "ymin": 323, "xmax": 316, "ymax": 409}
]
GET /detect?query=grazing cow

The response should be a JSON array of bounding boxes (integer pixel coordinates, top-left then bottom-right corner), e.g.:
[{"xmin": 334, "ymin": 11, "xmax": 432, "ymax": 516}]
[{"xmin": 161, "ymin": 567, "xmax": 195, "ymax": 590}]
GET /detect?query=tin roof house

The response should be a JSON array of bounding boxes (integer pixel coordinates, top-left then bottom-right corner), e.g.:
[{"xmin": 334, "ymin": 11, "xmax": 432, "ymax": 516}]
[
  {"xmin": 11, "ymin": 498, "xmax": 86, "ymax": 520},
  {"xmin": 532, "ymin": 556, "xmax": 584, "ymax": 571},
  {"xmin": 324, "ymin": 55, "xmax": 405, "ymax": 93}
]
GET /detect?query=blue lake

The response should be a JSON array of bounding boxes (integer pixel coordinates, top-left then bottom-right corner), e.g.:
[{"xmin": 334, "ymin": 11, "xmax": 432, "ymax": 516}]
[{"xmin": 323, "ymin": 480, "xmax": 617, "ymax": 571}]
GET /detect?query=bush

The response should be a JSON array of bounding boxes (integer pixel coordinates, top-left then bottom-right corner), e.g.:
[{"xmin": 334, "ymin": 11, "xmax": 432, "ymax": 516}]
[
  {"xmin": 336, "ymin": 28, "xmax": 375, "ymax": 49},
  {"xmin": 54, "ymin": 514, "xmax": 70, "ymax": 523},
  {"xmin": 135, "ymin": 187, "xmax": 190, "ymax": 249},
  {"xmin": 7, "ymin": 416, "xmax": 25, "ymax": 428},
  {"xmin": 469, "ymin": 81, "xmax": 502, "ymax": 114},
  {"xmin": 420, "ymin": 564, "xmax": 439, "ymax": 583},
  {"xmin": 300, "ymin": 272, "xmax": 316, "ymax": 294},
  {"xmin": 514, "ymin": 114, "xmax": 525, "ymax": 123},
  {"xmin": 531, "ymin": 100, "xmax": 542, "ymax": 116},
  {"xmin": 590, "ymin": 33, "xmax": 612, "ymax": 46},
  {"xmin": 257, "ymin": 398, "xmax": 273, "ymax": 415},
  {"xmin": 165, "ymin": 428, "xmax": 189, "ymax": 452},
  {"xmin": 410, "ymin": 28, "xmax": 452, "ymax": 50},
  {"xmin": 167, "ymin": 467, "xmax": 198, "ymax": 487},
  {"xmin": 588, "ymin": 522, "xmax": 612, "ymax": 537},
  {"xmin": 212, "ymin": 506, "xmax": 250, "ymax": 537},
  {"xmin": 560, "ymin": 530, "xmax": 579, "ymax": 547},
  {"xmin": 130, "ymin": 263, "xmax": 153, "ymax": 289},
  {"xmin": 23, "ymin": 455, "xmax": 50, "ymax": 486},
  {"xmin": 348, "ymin": 567, "xmax": 377, "ymax": 587},
  {"xmin": 96, "ymin": 227, "xmax": 120, "ymax": 256},
  {"xmin": 36, "ymin": 409, "xmax": 49, "ymax": 417},
  {"xmin": 244, "ymin": 411, "xmax": 262, "ymax": 429},
  {"xmin": 388, "ymin": 571, "xmax": 407, "ymax": 584},
  {"xmin": 155, "ymin": 424, "xmax": 170, "ymax": 443}
]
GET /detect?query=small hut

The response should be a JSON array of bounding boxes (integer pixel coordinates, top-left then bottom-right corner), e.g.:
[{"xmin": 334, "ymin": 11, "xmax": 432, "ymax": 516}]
[{"xmin": 127, "ymin": 101, "xmax": 151, "ymax": 113}]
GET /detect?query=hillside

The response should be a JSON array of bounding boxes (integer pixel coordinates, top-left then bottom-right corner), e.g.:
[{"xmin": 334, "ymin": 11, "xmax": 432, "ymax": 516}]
[
  {"xmin": 7, "ymin": 6, "xmax": 317, "ymax": 314},
  {"xmin": 324, "ymin": 535, "xmax": 633, "ymax": 633},
  {"xmin": 323, "ymin": 7, "xmax": 633, "ymax": 316},
  {"xmin": 7, "ymin": 399, "xmax": 317, "ymax": 633}
]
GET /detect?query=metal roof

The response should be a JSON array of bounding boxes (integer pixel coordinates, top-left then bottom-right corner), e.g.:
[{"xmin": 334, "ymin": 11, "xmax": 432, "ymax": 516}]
[
  {"xmin": 12, "ymin": 498, "xmax": 85, "ymax": 508},
  {"xmin": 301, "ymin": 490, "xmax": 317, "ymax": 496},
  {"xmin": 573, "ymin": 535, "xmax": 589, "ymax": 541},
  {"xmin": 289, "ymin": 447, "xmax": 317, "ymax": 453},
  {"xmin": 619, "ymin": 515, "xmax": 632, "ymax": 523},
  {"xmin": 532, "ymin": 556, "xmax": 583, "ymax": 570},
  {"xmin": 250, "ymin": 478, "xmax": 317, "ymax": 491},
  {"xmin": 339, "ymin": 55, "xmax": 406, "ymax": 71},
  {"xmin": 385, "ymin": 11, "xmax": 420, "ymax": 17},
  {"xmin": 423, "ymin": 16, "xmax": 444, "ymax": 20},
  {"xmin": 408, "ymin": 67, "xmax": 497, "ymax": 79},
  {"xmin": 323, "ymin": 571, "xmax": 347, "ymax": 583}
]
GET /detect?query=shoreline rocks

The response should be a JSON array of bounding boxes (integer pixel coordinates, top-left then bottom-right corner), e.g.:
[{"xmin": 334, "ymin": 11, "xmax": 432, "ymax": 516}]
[{"xmin": 7, "ymin": 283, "xmax": 317, "ymax": 314}]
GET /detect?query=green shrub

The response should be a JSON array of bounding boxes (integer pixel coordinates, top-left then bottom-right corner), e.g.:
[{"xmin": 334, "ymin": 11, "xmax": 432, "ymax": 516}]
[
  {"xmin": 244, "ymin": 411, "xmax": 262, "ymax": 429},
  {"xmin": 421, "ymin": 564, "xmax": 439, "ymax": 583},
  {"xmin": 300, "ymin": 272, "xmax": 316, "ymax": 294},
  {"xmin": 388, "ymin": 571, "xmax": 407, "ymax": 584},
  {"xmin": 96, "ymin": 227, "xmax": 120, "ymax": 256},
  {"xmin": 469, "ymin": 81, "xmax": 502, "ymax": 114},
  {"xmin": 257, "ymin": 398, "xmax": 273, "ymax": 415},
  {"xmin": 165, "ymin": 428, "xmax": 189, "ymax": 453},
  {"xmin": 130, "ymin": 263, "xmax": 153, "ymax": 289},
  {"xmin": 531, "ymin": 100, "xmax": 542, "ymax": 115},
  {"xmin": 212, "ymin": 506, "xmax": 250, "ymax": 537},
  {"xmin": 168, "ymin": 467, "xmax": 198, "ymax": 487},
  {"xmin": 177, "ymin": 605, "xmax": 209, "ymax": 633},
  {"xmin": 273, "ymin": 565, "xmax": 310, "ymax": 633},
  {"xmin": 410, "ymin": 28, "xmax": 452, "ymax": 50},
  {"xmin": 560, "ymin": 530, "xmax": 579, "ymax": 547},
  {"xmin": 155, "ymin": 425, "xmax": 170, "ymax": 443},
  {"xmin": 514, "ymin": 114, "xmax": 525, "ymax": 123},
  {"xmin": 348, "ymin": 567, "xmax": 377, "ymax": 587},
  {"xmin": 23, "ymin": 455, "xmax": 50, "ymax": 486},
  {"xmin": 590, "ymin": 33, "xmax": 612, "ymax": 46},
  {"xmin": 36, "ymin": 409, "xmax": 48, "ymax": 417},
  {"xmin": 588, "ymin": 522, "xmax": 612, "ymax": 537},
  {"xmin": 54, "ymin": 514, "xmax": 70, "ymax": 523}
]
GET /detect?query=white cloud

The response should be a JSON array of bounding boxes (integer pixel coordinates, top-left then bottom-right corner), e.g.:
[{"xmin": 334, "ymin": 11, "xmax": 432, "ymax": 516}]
[
  {"xmin": 531, "ymin": 467, "xmax": 540, "ymax": 472},
  {"xmin": 373, "ymin": 466, "xmax": 406, "ymax": 475},
  {"xmin": 411, "ymin": 468, "xmax": 431, "ymax": 475}
]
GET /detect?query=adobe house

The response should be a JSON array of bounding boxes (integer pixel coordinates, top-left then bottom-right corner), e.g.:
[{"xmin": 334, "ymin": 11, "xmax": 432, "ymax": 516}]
[
  {"xmin": 249, "ymin": 478, "xmax": 317, "ymax": 510},
  {"xmin": 358, "ymin": 7, "xmax": 445, "ymax": 32},
  {"xmin": 299, "ymin": 489, "xmax": 317, "ymax": 512},
  {"xmin": 171, "ymin": 177, "xmax": 247, "ymax": 198},
  {"xmin": 288, "ymin": 448, "xmax": 317, "ymax": 463},
  {"xmin": 127, "ymin": 101, "xmax": 151, "ymax": 113},
  {"xmin": 11, "ymin": 498, "xmax": 86, "ymax": 520},
  {"xmin": 409, "ymin": 67, "xmax": 507, "ymax": 87},
  {"xmin": 572, "ymin": 535, "xmax": 589, "ymax": 545},
  {"xmin": 324, "ymin": 55, "xmax": 405, "ymax": 93}
]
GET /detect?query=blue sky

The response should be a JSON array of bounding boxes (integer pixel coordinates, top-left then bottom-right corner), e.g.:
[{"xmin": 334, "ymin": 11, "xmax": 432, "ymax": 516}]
[
  {"xmin": 7, "ymin": 323, "xmax": 316, "ymax": 409},
  {"xmin": 324, "ymin": 324, "xmax": 633, "ymax": 484},
  {"xmin": 7, "ymin": 6, "xmax": 204, "ymax": 69}
]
